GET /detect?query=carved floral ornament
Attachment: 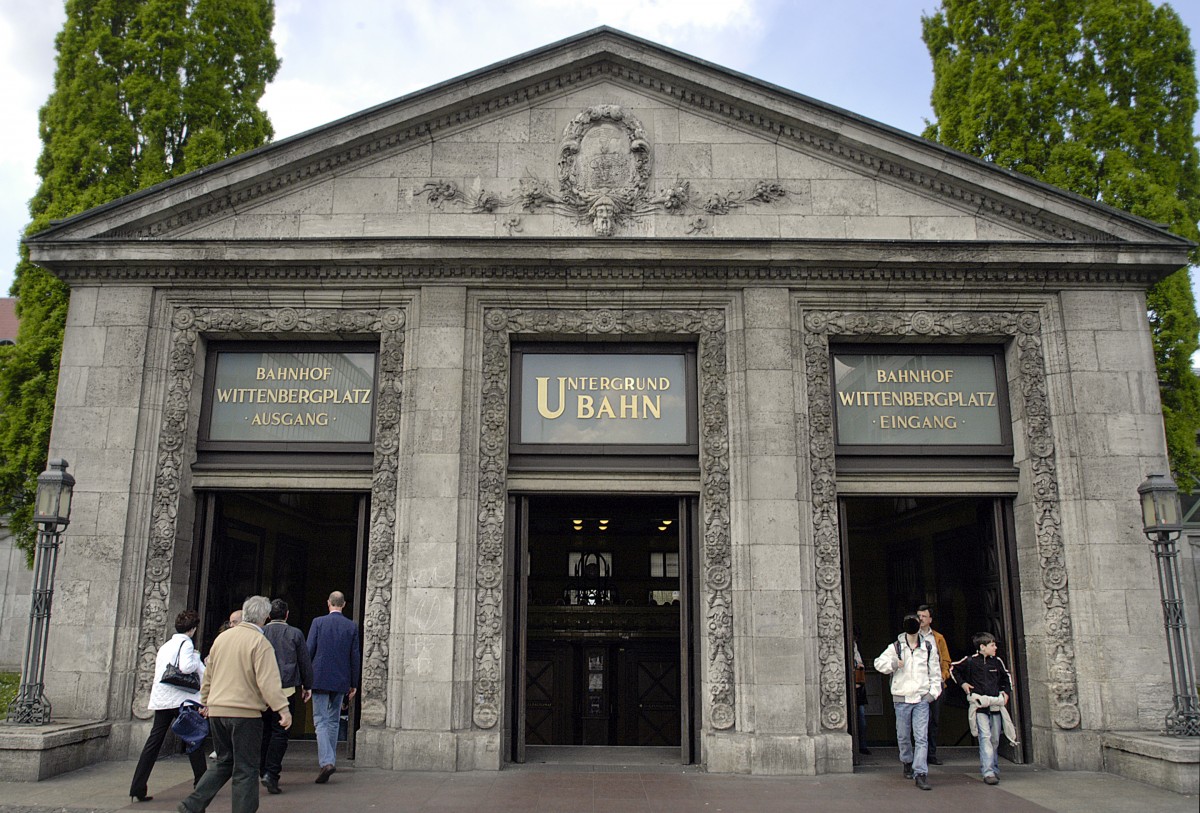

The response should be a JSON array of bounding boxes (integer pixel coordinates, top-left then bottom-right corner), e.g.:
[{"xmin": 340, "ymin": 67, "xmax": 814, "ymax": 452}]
[
  {"xmin": 134, "ymin": 305, "xmax": 406, "ymax": 728},
  {"xmin": 418, "ymin": 105, "xmax": 787, "ymax": 236},
  {"xmin": 471, "ymin": 307, "xmax": 736, "ymax": 731},
  {"xmin": 801, "ymin": 309, "xmax": 1080, "ymax": 733}
]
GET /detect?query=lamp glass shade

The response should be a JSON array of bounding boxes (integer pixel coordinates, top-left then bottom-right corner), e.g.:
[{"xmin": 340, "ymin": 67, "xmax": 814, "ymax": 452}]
[
  {"xmin": 33, "ymin": 459, "xmax": 75, "ymax": 526},
  {"xmin": 1137, "ymin": 473, "xmax": 1181, "ymax": 535}
]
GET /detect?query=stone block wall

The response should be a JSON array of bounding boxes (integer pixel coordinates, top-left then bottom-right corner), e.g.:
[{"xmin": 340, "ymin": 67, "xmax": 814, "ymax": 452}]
[
  {"xmin": 0, "ymin": 520, "xmax": 32, "ymax": 671},
  {"xmin": 1040, "ymin": 290, "xmax": 1176, "ymax": 748},
  {"xmin": 42, "ymin": 285, "xmax": 157, "ymax": 723}
]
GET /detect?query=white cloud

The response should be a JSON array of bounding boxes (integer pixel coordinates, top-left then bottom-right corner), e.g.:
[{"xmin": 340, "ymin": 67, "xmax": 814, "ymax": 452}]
[{"xmin": 0, "ymin": 0, "xmax": 63, "ymax": 290}]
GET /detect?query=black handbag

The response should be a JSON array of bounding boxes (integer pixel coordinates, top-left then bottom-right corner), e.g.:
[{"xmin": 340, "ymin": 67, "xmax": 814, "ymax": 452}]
[
  {"xmin": 170, "ymin": 700, "xmax": 209, "ymax": 753},
  {"xmin": 160, "ymin": 640, "xmax": 202, "ymax": 691}
]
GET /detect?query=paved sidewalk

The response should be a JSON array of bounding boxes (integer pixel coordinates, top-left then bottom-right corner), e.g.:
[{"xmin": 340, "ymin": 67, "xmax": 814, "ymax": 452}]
[{"xmin": 0, "ymin": 751, "xmax": 1194, "ymax": 813}]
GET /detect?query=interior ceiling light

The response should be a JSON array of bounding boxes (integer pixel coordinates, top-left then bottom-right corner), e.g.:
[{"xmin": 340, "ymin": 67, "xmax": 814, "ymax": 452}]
[
  {"xmin": 661, "ymin": 519, "xmax": 673, "ymax": 526},
  {"xmin": 657, "ymin": 524, "xmax": 668, "ymax": 531}
]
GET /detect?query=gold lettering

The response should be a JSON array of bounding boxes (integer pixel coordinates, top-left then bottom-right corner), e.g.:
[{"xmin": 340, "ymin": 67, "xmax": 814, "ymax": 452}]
[
  {"xmin": 577, "ymin": 394, "xmax": 594, "ymax": 419},
  {"xmin": 643, "ymin": 395, "xmax": 661, "ymax": 419},
  {"xmin": 595, "ymin": 397, "xmax": 616, "ymax": 419},
  {"xmin": 536, "ymin": 377, "xmax": 566, "ymax": 419}
]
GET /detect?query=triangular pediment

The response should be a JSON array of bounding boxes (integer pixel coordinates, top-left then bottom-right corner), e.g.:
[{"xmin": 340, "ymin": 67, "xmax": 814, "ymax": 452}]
[{"xmin": 26, "ymin": 28, "xmax": 1190, "ymax": 254}]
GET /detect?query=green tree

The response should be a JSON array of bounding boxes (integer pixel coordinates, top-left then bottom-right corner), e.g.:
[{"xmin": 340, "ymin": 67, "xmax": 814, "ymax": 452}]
[
  {"xmin": 0, "ymin": 0, "xmax": 279, "ymax": 560},
  {"xmin": 923, "ymin": 0, "xmax": 1200, "ymax": 488}
]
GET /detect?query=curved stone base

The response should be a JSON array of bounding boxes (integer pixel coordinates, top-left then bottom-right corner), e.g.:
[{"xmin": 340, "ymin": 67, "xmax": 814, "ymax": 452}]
[
  {"xmin": 0, "ymin": 719, "xmax": 111, "ymax": 781},
  {"xmin": 1102, "ymin": 731, "xmax": 1199, "ymax": 796}
]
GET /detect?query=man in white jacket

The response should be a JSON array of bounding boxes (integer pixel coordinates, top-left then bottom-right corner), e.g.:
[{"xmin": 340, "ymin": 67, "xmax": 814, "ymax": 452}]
[{"xmin": 874, "ymin": 613, "xmax": 942, "ymax": 791}]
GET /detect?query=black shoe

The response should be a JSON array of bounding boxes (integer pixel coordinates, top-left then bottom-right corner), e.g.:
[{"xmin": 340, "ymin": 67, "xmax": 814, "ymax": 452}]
[
  {"xmin": 903, "ymin": 762, "xmax": 913, "ymax": 779},
  {"xmin": 915, "ymin": 774, "xmax": 931, "ymax": 790},
  {"xmin": 263, "ymin": 775, "xmax": 282, "ymax": 794},
  {"xmin": 316, "ymin": 764, "xmax": 336, "ymax": 784},
  {"xmin": 130, "ymin": 795, "xmax": 153, "ymax": 803},
  {"xmin": 928, "ymin": 755, "xmax": 943, "ymax": 765}
]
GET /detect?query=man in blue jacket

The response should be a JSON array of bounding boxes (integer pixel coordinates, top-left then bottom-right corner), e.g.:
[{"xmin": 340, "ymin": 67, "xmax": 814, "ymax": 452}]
[{"xmin": 307, "ymin": 591, "xmax": 361, "ymax": 784}]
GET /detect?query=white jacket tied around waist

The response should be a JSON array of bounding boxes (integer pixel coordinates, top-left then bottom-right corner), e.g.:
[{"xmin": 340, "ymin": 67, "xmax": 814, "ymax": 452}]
[
  {"xmin": 967, "ymin": 692, "xmax": 1019, "ymax": 745},
  {"xmin": 148, "ymin": 633, "xmax": 204, "ymax": 710},
  {"xmin": 874, "ymin": 634, "xmax": 942, "ymax": 704}
]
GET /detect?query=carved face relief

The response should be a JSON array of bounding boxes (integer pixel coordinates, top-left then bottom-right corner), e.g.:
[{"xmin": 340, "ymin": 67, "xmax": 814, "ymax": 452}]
[{"xmin": 589, "ymin": 196, "xmax": 617, "ymax": 236}]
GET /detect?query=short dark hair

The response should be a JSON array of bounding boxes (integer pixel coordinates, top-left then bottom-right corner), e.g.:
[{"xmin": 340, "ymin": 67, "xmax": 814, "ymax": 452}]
[
  {"xmin": 917, "ymin": 604, "xmax": 934, "ymax": 614},
  {"xmin": 269, "ymin": 599, "xmax": 288, "ymax": 620},
  {"xmin": 972, "ymin": 631, "xmax": 997, "ymax": 649},
  {"xmin": 175, "ymin": 610, "xmax": 200, "ymax": 634}
]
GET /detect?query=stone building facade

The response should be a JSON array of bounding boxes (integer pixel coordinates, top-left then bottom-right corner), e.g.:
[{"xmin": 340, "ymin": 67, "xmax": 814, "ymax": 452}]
[{"xmin": 12, "ymin": 29, "xmax": 1194, "ymax": 779}]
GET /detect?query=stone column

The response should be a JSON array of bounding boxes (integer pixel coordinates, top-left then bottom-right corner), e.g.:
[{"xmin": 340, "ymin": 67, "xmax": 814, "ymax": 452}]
[{"xmin": 388, "ymin": 286, "xmax": 467, "ymax": 770}]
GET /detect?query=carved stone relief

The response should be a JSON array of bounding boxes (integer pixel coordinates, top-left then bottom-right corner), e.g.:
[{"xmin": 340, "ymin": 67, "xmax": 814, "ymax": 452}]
[
  {"xmin": 472, "ymin": 307, "xmax": 735, "ymax": 731},
  {"xmin": 133, "ymin": 305, "xmax": 406, "ymax": 728},
  {"xmin": 416, "ymin": 104, "xmax": 787, "ymax": 236},
  {"xmin": 801, "ymin": 309, "xmax": 1080, "ymax": 732},
  {"xmin": 104, "ymin": 61, "xmax": 1107, "ymax": 243}
]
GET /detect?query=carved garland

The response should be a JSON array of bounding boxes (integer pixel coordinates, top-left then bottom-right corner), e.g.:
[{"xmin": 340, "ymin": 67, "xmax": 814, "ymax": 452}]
[
  {"xmin": 133, "ymin": 305, "xmax": 406, "ymax": 728},
  {"xmin": 801, "ymin": 309, "xmax": 1080, "ymax": 732},
  {"xmin": 472, "ymin": 307, "xmax": 736, "ymax": 731}
]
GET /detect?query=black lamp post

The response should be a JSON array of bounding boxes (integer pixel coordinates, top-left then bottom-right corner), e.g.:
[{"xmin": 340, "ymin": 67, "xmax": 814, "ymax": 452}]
[
  {"xmin": 1137, "ymin": 472, "xmax": 1200, "ymax": 737},
  {"xmin": 5, "ymin": 459, "xmax": 75, "ymax": 725}
]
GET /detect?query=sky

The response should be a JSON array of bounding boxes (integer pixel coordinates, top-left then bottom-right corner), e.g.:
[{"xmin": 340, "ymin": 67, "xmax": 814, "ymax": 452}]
[{"xmin": 1, "ymin": 0, "xmax": 1198, "ymax": 327}]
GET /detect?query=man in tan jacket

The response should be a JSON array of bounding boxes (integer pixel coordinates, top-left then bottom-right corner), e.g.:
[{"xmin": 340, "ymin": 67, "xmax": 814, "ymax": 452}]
[
  {"xmin": 178, "ymin": 596, "xmax": 291, "ymax": 813},
  {"xmin": 917, "ymin": 604, "xmax": 952, "ymax": 766}
]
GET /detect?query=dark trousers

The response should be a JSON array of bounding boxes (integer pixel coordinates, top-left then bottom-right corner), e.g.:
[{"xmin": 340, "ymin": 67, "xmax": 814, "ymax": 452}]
[
  {"xmin": 927, "ymin": 692, "xmax": 943, "ymax": 759},
  {"xmin": 260, "ymin": 693, "xmax": 297, "ymax": 780},
  {"xmin": 129, "ymin": 707, "xmax": 207, "ymax": 797},
  {"xmin": 180, "ymin": 716, "xmax": 263, "ymax": 813}
]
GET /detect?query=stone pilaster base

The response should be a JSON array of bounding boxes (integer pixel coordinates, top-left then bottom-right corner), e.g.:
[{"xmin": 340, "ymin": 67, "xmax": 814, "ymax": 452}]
[{"xmin": 703, "ymin": 731, "xmax": 854, "ymax": 775}]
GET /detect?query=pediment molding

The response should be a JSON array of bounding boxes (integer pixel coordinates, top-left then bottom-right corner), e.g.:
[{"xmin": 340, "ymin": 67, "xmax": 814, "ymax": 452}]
[
  {"xmin": 44, "ymin": 262, "xmax": 1163, "ymax": 289},
  {"xmin": 85, "ymin": 58, "xmax": 1135, "ymax": 245}
]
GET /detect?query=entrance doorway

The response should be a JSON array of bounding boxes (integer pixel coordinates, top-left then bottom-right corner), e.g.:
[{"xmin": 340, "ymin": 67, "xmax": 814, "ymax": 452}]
[
  {"xmin": 511, "ymin": 494, "xmax": 697, "ymax": 763},
  {"xmin": 841, "ymin": 496, "xmax": 1027, "ymax": 763},
  {"xmin": 193, "ymin": 491, "xmax": 368, "ymax": 751}
]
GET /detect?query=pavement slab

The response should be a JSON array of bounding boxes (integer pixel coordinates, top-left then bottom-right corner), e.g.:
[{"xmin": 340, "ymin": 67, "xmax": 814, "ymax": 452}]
[{"xmin": 0, "ymin": 752, "xmax": 1194, "ymax": 813}]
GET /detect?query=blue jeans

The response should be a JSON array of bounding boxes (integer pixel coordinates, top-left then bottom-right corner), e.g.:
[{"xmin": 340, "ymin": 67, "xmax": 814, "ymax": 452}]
[
  {"xmin": 312, "ymin": 691, "xmax": 344, "ymax": 768},
  {"xmin": 977, "ymin": 710, "xmax": 1002, "ymax": 777},
  {"xmin": 894, "ymin": 700, "xmax": 929, "ymax": 776}
]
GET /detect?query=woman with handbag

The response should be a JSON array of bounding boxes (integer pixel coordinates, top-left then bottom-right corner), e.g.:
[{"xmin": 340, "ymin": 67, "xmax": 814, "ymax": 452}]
[{"xmin": 129, "ymin": 610, "xmax": 208, "ymax": 803}]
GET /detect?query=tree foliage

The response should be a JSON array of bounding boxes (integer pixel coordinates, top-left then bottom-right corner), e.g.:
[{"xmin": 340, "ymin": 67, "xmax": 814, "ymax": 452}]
[
  {"xmin": 923, "ymin": 0, "xmax": 1200, "ymax": 488},
  {"xmin": 0, "ymin": 0, "xmax": 279, "ymax": 560}
]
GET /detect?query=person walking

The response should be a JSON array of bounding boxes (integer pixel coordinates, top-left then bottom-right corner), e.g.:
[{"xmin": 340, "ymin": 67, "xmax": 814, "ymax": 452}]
[
  {"xmin": 916, "ymin": 604, "xmax": 951, "ymax": 764},
  {"xmin": 874, "ymin": 613, "xmax": 942, "ymax": 791},
  {"xmin": 260, "ymin": 598, "xmax": 313, "ymax": 794},
  {"xmin": 307, "ymin": 591, "xmax": 360, "ymax": 784},
  {"xmin": 177, "ymin": 596, "xmax": 291, "ymax": 813},
  {"xmin": 951, "ymin": 632, "xmax": 1015, "ymax": 785},
  {"xmin": 128, "ymin": 610, "xmax": 207, "ymax": 803}
]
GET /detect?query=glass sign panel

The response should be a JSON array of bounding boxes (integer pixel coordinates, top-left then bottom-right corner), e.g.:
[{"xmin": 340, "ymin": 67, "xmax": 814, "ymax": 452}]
[
  {"xmin": 833, "ymin": 353, "xmax": 1003, "ymax": 446},
  {"xmin": 519, "ymin": 353, "xmax": 688, "ymax": 445},
  {"xmin": 208, "ymin": 351, "xmax": 376, "ymax": 443}
]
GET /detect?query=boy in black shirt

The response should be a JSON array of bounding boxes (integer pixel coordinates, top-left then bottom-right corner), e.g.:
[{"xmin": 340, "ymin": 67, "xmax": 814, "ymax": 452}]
[{"xmin": 950, "ymin": 632, "xmax": 1013, "ymax": 785}]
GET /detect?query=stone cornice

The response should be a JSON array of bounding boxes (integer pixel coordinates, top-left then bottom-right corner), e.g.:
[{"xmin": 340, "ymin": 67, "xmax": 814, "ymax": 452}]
[
  {"xmin": 28, "ymin": 238, "xmax": 1188, "ymax": 278},
  {"xmin": 31, "ymin": 55, "xmax": 1181, "ymax": 247},
  {"xmin": 37, "ymin": 259, "xmax": 1169, "ymax": 290}
]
